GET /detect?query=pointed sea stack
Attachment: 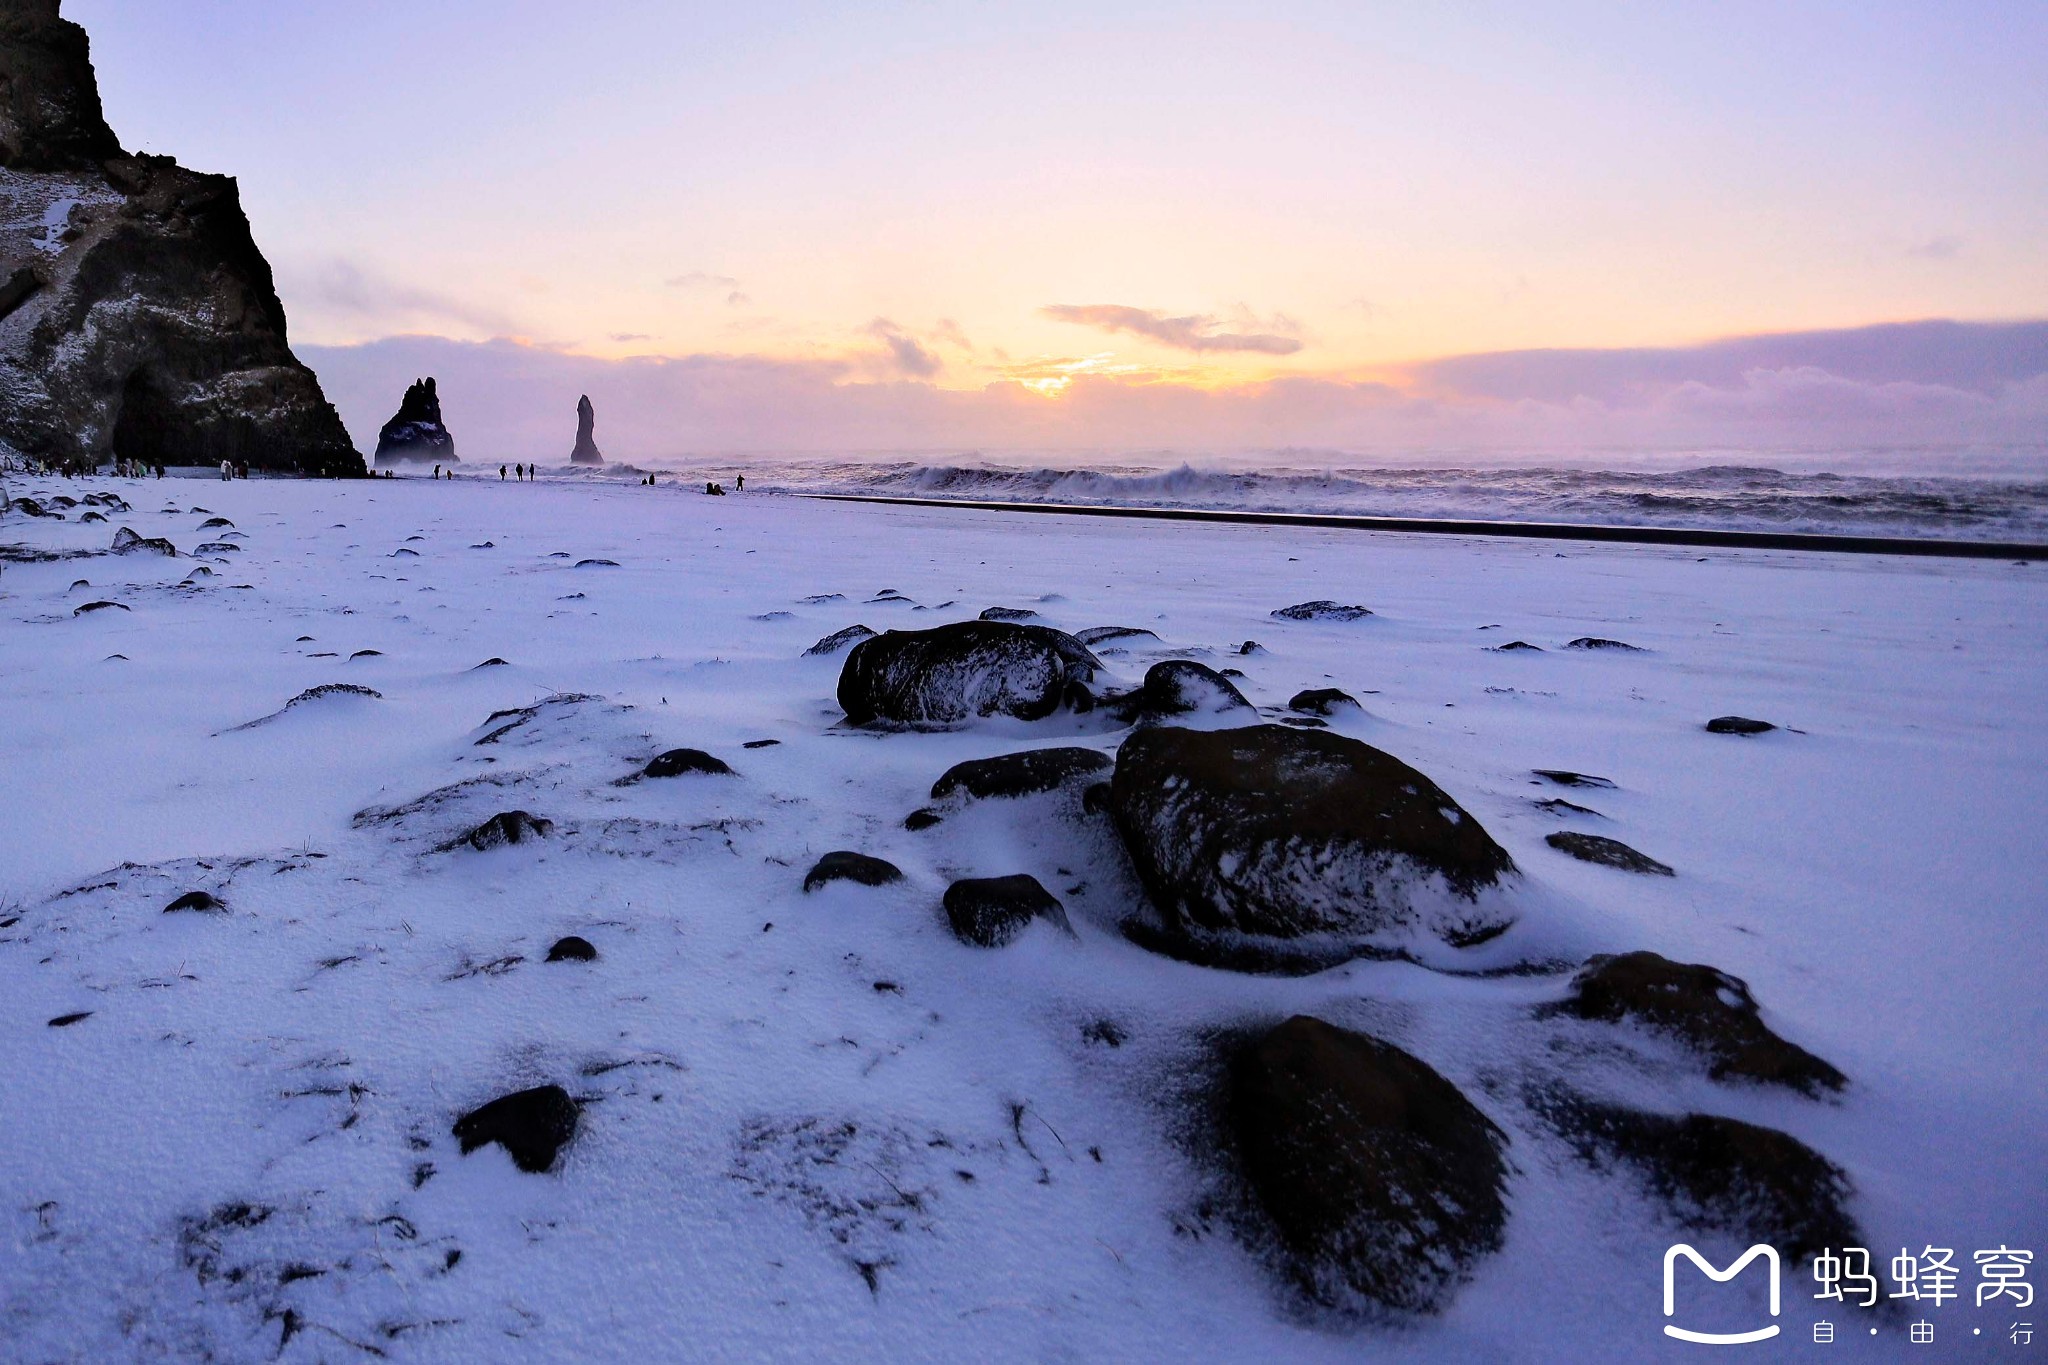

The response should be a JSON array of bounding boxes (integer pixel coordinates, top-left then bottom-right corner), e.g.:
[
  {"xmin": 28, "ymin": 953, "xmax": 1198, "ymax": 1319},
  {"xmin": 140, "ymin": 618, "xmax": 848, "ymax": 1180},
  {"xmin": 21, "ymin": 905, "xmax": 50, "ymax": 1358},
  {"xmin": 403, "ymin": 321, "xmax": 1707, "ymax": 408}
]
[
  {"xmin": 374, "ymin": 377, "xmax": 456, "ymax": 466},
  {"xmin": 569, "ymin": 394, "xmax": 603, "ymax": 465},
  {"xmin": 0, "ymin": 1, "xmax": 363, "ymax": 475}
]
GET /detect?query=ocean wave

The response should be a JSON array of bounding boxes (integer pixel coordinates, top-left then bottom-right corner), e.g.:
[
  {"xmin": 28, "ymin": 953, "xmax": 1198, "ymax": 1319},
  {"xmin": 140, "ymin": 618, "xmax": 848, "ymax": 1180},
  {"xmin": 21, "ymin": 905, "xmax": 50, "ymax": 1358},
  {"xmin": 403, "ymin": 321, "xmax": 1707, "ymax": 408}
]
[{"xmin": 725, "ymin": 459, "xmax": 2048, "ymax": 539}]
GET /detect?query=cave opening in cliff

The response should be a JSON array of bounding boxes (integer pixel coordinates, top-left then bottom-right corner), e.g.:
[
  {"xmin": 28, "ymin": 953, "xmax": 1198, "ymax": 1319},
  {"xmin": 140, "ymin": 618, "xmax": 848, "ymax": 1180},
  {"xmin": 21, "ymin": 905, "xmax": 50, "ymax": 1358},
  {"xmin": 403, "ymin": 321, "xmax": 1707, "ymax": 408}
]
[{"xmin": 110, "ymin": 367, "xmax": 199, "ymax": 468}]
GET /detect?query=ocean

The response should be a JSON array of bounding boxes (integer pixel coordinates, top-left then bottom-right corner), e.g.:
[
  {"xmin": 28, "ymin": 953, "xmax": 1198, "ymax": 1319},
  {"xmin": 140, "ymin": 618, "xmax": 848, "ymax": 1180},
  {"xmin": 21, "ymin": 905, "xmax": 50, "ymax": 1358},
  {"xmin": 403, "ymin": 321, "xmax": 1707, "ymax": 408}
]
[{"xmin": 640, "ymin": 455, "xmax": 2048, "ymax": 541}]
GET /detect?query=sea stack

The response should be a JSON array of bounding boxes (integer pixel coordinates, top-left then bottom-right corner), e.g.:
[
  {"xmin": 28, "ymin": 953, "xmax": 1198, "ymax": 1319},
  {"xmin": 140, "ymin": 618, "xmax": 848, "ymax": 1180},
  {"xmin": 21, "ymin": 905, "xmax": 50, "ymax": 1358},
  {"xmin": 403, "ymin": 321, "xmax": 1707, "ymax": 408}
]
[
  {"xmin": 374, "ymin": 377, "xmax": 456, "ymax": 466},
  {"xmin": 0, "ymin": 0, "xmax": 362, "ymax": 475},
  {"xmin": 569, "ymin": 394, "xmax": 603, "ymax": 464}
]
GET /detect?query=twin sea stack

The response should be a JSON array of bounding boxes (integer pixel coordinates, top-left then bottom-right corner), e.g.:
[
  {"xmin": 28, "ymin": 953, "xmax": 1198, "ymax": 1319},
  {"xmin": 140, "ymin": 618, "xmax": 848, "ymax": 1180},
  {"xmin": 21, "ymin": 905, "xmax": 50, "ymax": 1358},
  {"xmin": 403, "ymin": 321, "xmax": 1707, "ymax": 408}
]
[{"xmin": 373, "ymin": 376, "xmax": 456, "ymax": 467}]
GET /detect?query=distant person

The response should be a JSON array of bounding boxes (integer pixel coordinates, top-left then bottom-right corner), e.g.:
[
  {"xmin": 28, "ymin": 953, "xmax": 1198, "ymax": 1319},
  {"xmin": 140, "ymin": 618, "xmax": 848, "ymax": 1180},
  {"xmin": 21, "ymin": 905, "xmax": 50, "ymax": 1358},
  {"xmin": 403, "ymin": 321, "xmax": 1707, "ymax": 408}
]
[
  {"xmin": 500, "ymin": 465, "xmax": 507, "ymax": 481},
  {"xmin": 219, "ymin": 459, "xmax": 231, "ymax": 481},
  {"xmin": 236, "ymin": 460, "xmax": 248, "ymax": 479},
  {"xmin": 735, "ymin": 473, "xmax": 744, "ymax": 491}
]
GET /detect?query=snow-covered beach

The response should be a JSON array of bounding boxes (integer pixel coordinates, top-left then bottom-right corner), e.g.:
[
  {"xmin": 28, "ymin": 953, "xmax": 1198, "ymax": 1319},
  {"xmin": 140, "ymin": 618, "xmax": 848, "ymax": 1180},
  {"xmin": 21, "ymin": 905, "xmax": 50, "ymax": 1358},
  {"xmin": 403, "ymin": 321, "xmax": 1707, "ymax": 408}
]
[{"xmin": 1, "ymin": 473, "xmax": 2042, "ymax": 1361}]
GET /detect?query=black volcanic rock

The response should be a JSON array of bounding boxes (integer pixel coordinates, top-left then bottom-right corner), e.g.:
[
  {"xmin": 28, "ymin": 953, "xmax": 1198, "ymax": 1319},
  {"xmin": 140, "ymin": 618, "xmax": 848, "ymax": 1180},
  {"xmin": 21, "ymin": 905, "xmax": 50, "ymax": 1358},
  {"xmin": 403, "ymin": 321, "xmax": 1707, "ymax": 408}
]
[
  {"xmin": 1706, "ymin": 715, "xmax": 1777, "ymax": 735},
  {"xmin": 942, "ymin": 874, "xmax": 1073, "ymax": 947},
  {"xmin": 804, "ymin": 624, "xmax": 875, "ymax": 657},
  {"xmin": 374, "ymin": 377, "xmax": 456, "ymax": 466},
  {"xmin": 837, "ymin": 621, "xmax": 1102, "ymax": 726},
  {"xmin": 453, "ymin": 1084, "xmax": 578, "ymax": 1173},
  {"xmin": 545, "ymin": 935, "xmax": 597, "ymax": 962},
  {"xmin": 1545, "ymin": 831, "xmax": 1673, "ymax": 876},
  {"xmin": 0, "ymin": 3, "xmax": 362, "ymax": 475},
  {"xmin": 1109, "ymin": 725, "xmax": 1516, "ymax": 967},
  {"xmin": 1533, "ymin": 1094, "xmax": 1857, "ymax": 1264},
  {"xmin": 930, "ymin": 746, "xmax": 1111, "ymax": 801},
  {"xmin": 451, "ymin": 810, "xmax": 553, "ymax": 852},
  {"xmin": 569, "ymin": 394, "xmax": 602, "ymax": 465},
  {"xmin": 1288, "ymin": 687, "xmax": 1360, "ymax": 716},
  {"xmin": 1117, "ymin": 660, "xmax": 1255, "ymax": 726},
  {"xmin": 640, "ymin": 748, "xmax": 734, "ymax": 779},
  {"xmin": 1228, "ymin": 1016, "xmax": 1509, "ymax": 1313},
  {"xmin": 1550, "ymin": 951, "xmax": 1845, "ymax": 1094},
  {"xmin": 803, "ymin": 851, "xmax": 904, "ymax": 892}
]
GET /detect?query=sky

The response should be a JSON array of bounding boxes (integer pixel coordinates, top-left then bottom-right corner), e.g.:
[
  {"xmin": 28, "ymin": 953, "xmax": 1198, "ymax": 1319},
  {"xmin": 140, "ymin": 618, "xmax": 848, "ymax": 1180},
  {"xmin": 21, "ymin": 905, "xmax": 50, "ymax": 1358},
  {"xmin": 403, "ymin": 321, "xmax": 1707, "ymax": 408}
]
[{"xmin": 68, "ymin": 0, "xmax": 2048, "ymax": 459}]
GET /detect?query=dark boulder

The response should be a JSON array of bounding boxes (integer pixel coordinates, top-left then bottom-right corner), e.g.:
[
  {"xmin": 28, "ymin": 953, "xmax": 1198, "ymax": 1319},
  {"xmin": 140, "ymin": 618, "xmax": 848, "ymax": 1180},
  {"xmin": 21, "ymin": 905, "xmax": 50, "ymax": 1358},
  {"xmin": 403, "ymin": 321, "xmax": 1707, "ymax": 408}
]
[
  {"xmin": 942, "ymin": 874, "xmax": 1073, "ymax": 947},
  {"xmin": 1287, "ymin": 687, "xmax": 1359, "ymax": 716},
  {"xmin": 452, "ymin": 1084, "xmax": 579, "ymax": 1173},
  {"xmin": 1531, "ymin": 769, "xmax": 1615, "ymax": 789},
  {"xmin": 545, "ymin": 935, "xmax": 597, "ymax": 962},
  {"xmin": 455, "ymin": 810, "xmax": 553, "ymax": 851},
  {"xmin": 803, "ymin": 623, "xmax": 875, "ymax": 657},
  {"xmin": 568, "ymin": 394, "xmax": 603, "ymax": 465},
  {"xmin": 1549, "ymin": 951, "xmax": 1845, "ymax": 1094},
  {"xmin": 1229, "ymin": 1016, "xmax": 1508, "ymax": 1313},
  {"xmin": 1490, "ymin": 640, "xmax": 1543, "ymax": 652},
  {"xmin": 110, "ymin": 526, "xmax": 174, "ymax": 555},
  {"xmin": 72, "ymin": 599, "xmax": 126, "ymax": 614},
  {"xmin": 978, "ymin": 605, "xmax": 1039, "ymax": 622},
  {"xmin": 640, "ymin": 748, "xmax": 734, "ymax": 779},
  {"xmin": 1533, "ymin": 797, "xmax": 1603, "ymax": 817},
  {"xmin": 163, "ymin": 890, "xmax": 225, "ymax": 914},
  {"xmin": 837, "ymin": 621, "xmax": 1101, "ymax": 726},
  {"xmin": 930, "ymin": 746, "xmax": 1110, "ymax": 801},
  {"xmin": 803, "ymin": 851, "xmax": 904, "ymax": 892},
  {"xmin": 1534, "ymin": 1093, "xmax": 1857, "ymax": 1263},
  {"xmin": 1706, "ymin": 715, "xmax": 1776, "ymax": 735},
  {"xmin": 1565, "ymin": 637, "xmax": 1643, "ymax": 651},
  {"xmin": 1115, "ymin": 659, "xmax": 1254, "ymax": 726},
  {"xmin": 373, "ymin": 377, "xmax": 456, "ymax": 466},
  {"xmin": 902, "ymin": 808, "xmax": 943, "ymax": 831},
  {"xmin": 1544, "ymin": 831, "xmax": 1673, "ymax": 876},
  {"xmin": 1271, "ymin": 601, "xmax": 1371, "ymax": 622},
  {"xmin": 1074, "ymin": 625, "xmax": 1158, "ymax": 647},
  {"xmin": 1110, "ymin": 725, "xmax": 1516, "ymax": 965}
]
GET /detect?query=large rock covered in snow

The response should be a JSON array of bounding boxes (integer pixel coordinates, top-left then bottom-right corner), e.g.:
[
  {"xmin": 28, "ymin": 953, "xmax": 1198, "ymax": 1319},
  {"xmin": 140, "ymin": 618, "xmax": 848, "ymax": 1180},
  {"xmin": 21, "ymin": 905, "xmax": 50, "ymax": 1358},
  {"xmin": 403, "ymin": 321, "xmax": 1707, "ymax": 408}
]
[
  {"xmin": 837, "ymin": 620, "xmax": 1102, "ymax": 726},
  {"xmin": 569, "ymin": 393, "xmax": 602, "ymax": 464},
  {"xmin": 374, "ymin": 377, "xmax": 456, "ymax": 466},
  {"xmin": 0, "ymin": 2, "xmax": 362, "ymax": 475},
  {"xmin": 1109, "ymin": 724, "xmax": 1516, "ymax": 968}
]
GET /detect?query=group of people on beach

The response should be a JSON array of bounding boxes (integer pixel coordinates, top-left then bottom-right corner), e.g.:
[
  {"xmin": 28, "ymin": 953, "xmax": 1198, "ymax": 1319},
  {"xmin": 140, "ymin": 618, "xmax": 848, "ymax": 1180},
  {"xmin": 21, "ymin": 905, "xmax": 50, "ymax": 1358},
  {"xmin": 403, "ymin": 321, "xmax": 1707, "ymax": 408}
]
[
  {"xmin": 217, "ymin": 459, "xmax": 249, "ymax": 480},
  {"xmin": 115, "ymin": 459, "xmax": 164, "ymax": 479}
]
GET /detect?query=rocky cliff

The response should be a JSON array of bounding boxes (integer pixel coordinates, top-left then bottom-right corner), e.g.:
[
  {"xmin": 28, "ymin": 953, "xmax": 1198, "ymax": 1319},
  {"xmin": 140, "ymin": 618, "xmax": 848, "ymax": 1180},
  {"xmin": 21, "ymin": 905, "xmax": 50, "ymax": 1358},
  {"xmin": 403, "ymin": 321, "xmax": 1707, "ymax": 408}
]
[
  {"xmin": 374, "ymin": 376, "xmax": 455, "ymax": 465},
  {"xmin": 569, "ymin": 393, "xmax": 602, "ymax": 464},
  {"xmin": 0, "ymin": 0, "xmax": 362, "ymax": 475}
]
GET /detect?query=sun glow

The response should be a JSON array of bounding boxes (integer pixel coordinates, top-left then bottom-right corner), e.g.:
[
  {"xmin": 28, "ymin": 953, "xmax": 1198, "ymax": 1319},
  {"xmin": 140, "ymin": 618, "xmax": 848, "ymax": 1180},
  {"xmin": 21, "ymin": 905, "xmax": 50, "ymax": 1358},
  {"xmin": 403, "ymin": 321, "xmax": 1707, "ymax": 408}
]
[{"xmin": 1002, "ymin": 352, "xmax": 1153, "ymax": 398}]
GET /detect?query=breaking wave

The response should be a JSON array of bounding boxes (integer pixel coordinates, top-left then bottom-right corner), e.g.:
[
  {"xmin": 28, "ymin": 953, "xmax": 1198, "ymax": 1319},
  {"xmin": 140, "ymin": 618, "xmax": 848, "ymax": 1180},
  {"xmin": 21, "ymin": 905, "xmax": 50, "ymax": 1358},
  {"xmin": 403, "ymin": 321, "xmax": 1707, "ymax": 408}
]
[{"xmin": 719, "ymin": 458, "xmax": 2048, "ymax": 540}]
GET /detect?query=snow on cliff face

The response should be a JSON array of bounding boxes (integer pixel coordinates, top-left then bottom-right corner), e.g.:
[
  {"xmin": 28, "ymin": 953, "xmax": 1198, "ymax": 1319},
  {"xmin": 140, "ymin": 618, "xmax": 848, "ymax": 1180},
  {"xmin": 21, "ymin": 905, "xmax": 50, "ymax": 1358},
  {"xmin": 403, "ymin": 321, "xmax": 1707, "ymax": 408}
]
[
  {"xmin": 0, "ymin": 477, "xmax": 2041, "ymax": 1361},
  {"xmin": 0, "ymin": 4, "xmax": 360, "ymax": 475}
]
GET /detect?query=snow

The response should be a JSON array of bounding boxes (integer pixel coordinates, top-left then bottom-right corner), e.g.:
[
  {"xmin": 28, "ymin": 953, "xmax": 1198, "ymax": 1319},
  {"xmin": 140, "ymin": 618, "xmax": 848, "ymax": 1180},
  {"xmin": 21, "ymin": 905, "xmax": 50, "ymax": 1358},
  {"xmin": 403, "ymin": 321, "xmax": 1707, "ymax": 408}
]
[{"xmin": 0, "ymin": 473, "xmax": 2042, "ymax": 1361}]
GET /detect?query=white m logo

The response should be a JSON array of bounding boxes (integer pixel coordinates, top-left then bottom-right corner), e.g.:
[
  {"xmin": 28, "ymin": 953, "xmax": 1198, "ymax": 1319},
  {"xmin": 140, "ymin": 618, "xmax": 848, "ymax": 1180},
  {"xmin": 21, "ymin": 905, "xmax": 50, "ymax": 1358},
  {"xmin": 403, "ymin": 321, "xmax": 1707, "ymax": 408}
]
[{"xmin": 1663, "ymin": 1243, "xmax": 1781, "ymax": 1344}]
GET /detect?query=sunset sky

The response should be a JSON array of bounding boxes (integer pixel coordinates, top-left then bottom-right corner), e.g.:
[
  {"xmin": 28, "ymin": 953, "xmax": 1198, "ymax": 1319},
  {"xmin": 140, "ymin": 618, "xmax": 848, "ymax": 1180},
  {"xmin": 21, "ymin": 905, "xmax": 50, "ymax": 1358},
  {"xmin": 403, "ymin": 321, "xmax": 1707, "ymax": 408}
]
[{"xmin": 68, "ymin": 0, "xmax": 2048, "ymax": 456}]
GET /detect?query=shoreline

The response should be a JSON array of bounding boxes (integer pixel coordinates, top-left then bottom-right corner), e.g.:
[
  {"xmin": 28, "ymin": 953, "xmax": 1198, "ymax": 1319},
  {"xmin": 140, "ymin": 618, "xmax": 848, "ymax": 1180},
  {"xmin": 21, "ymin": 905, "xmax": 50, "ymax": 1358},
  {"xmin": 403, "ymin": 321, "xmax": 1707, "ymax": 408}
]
[{"xmin": 802, "ymin": 492, "xmax": 2048, "ymax": 560}]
